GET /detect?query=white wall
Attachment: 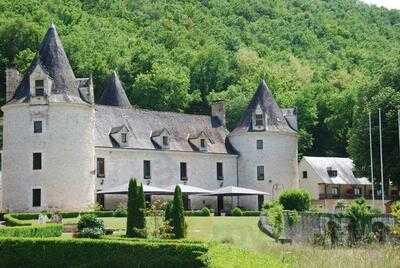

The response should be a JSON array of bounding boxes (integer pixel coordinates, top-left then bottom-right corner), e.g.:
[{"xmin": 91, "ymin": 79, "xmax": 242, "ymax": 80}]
[
  {"xmin": 1, "ymin": 102, "xmax": 95, "ymax": 212},
  {"xmin": 95, "ymin": 147, "xmax": 237, "ymax": 210},
  {"xmin": 229, "ymin": 131, "xmax": 299, "ymax": 209},
  {"xmin": 298, "ymin": 158, "xmax": 321, "ymax": 199}
]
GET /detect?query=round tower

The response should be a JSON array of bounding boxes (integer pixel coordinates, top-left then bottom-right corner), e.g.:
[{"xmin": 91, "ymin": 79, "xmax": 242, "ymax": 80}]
[
  {"xmin": 1, "ymin": 25, "xmax": 95, "ymax": 212},
  {"xmin": 228, "ymin": 80, "xmax": 299, "ymax": 210}
]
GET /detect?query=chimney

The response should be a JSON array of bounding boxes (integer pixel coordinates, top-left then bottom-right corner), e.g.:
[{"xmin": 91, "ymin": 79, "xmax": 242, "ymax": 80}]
[
  {"xmin": 6, "ymin": 68, "xmax": 21, "ymax": 102},
  {"xmin": 211, "ymin": 100, "xmax": 226, "ymax": 127}
]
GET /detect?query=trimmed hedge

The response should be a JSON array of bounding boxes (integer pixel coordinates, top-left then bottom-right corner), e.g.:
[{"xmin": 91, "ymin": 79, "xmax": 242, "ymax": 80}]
[
  {"xmin": 184, "ymin": 208, "xmax": 211, "ymax": 217},
  {"xmin": 0, "ymin": 224, "xmax": 62, "ymax": 238},
  {"xmin": 242, "ymin": 211, "xmax": 261, "ymax": 216},
  {"xmin": 0, "ymin": 237, "xmax": 209, "ymax": 267},
  {"xmin": 3, "ymin": 214, "xmax": 31, "ymax": 226}
]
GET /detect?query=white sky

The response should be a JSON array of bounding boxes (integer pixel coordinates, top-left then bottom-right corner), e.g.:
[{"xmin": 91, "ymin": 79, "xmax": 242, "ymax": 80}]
[{"xmin": 360, "ymin": 0, "xmax": 400, "ymax": 9}]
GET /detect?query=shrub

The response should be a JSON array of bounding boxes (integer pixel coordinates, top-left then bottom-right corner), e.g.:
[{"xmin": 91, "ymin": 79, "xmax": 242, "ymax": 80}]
[
  {"xmin": 265, "ymin": 200, "xmax": 284, "ymax": 239},
  {"xmin": 231, "ymin": 207, "xmax": 243, "ymax": 216},
  {"xmin": 0, "ymin": 237, "xmax": 208, "ymax": 267},
  {"xmin": 137, "ymin": 183, "xmax": 146, "ymax": 229},
  {"xmin": 79, "ymin": 227, "xmax": 104, "ymax": 239},
  {"xmin": 164, "ymin": 200, "xmax": 173, "ymax": 222},
  {"xmin": 83, "ymin": 211, "xmax": 114, "ymax": 217},
  {"xmin": 0, "ymin": 224, "xmax": 62, "ymax": 238},
  {"xmin": 78, "ymin": 214, "xmax": 105, "ymax": 233},
  {"xmin": 184, "ymin": 207, "xmax": 211, "ymax": 217},
  {"xmin": 285, "ymin": 210, "xmax": 300, "ymax": 226},
  {"xmin": 126, "ymin": 178, "xmax": 138, "ymax": 237},
  {"xmin": 113, "ymin": 204, "xmax": 128, "ymax": 217},
  {"xmin": 278, "ymin": 189, "xmax": 311, "ymax": 211},
  {"xmin": 132, "ymin": 228, "xmax": 148, "ymax": 238},
  {"xmin": 172, "ymin": 186, "xmax": 186, "ymax": 238},
  {"xmin": 345, "ymin": 198, "xmax": 375, "ymax": 243},
  {"xmin": 242, "ymin": 211, "xmax": 260, "ymax": 216},
  {"xmin": 4, "ymin": 214, "xmax": 31, "ymax": 226}
]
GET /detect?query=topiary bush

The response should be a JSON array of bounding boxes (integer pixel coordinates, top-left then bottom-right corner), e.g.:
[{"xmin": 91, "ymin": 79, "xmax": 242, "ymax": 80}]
[
  {"xmin": 126, "ymin": 179, "xmax": 138, "ymax": 237},
  {"xmin": 278, "ymin": 189, "xmax": 311, "ymax": 211},
  {"xmin": 0, "ymin": 224, "xmax": 62, "ymax": 238},
  {"xmin": 171, "ymin": 186, "xmax": 186, "ymax": 239},
  {"xmin": 113, "ymin": 204, "xmax": 128, "ymax": 217},
  {"xmin": 184, "ymin": 207, "xmax": 211, "ymax": 217},
  {"xmin": 77, "ymin": 214, "xmax": 105, "ymax": 239},
  {"xmin": 231, "ymin": 207, "xmax": 243, "ymax": 216}
]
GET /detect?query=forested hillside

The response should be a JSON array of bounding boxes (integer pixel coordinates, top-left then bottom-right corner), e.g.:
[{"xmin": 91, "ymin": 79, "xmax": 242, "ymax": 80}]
[{"xmin": 1, "ymin": 0, "xmax": 400, "ymax": 159}]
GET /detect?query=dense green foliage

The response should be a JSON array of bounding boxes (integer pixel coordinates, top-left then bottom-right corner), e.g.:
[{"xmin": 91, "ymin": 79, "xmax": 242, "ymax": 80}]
[
  {"xmin": 1, "ymin": 0, "xmax": 400, "ymax": 159},
  {"xmin": 77, "ymin": 214, "xmax": 105, "ymax": 239},
  {"xmin": 0, "ymin": 237, "xmax": 208, "ymax": 267},
  {"xmin": 172, "ymin": 186, "xmax": 186, "ymax": 239},
  {"xmin": 184, "ymin": 208, "xmax": 211, "ymax": 217},
  {"xmin": 278, "ymin": 189, "xmax": 311, "ymax": 211},
  {"xmin": 113, "ymin": 204, "xmax": 128, "ymax": 217},
  {"xmin": 126, "ymin": 178, "xmax": 138, "ymax": 237},
  {"xmin": 4, "ymin": 214, "xmax": 32, "ymax": 226},
  {"xmin": 264, "ymin": 200, "xmax": 284, "ymax": 239},
  {"xmin": 137, "ymin": 184, "xmax": 146, "ymax": 229},
  {"xmin": 230, "ymin": 207, "xmax": 243, "ymax": 217},
  {"xmin": 0, "ymin": 224, "xmax": 62, "ymax": 238}
]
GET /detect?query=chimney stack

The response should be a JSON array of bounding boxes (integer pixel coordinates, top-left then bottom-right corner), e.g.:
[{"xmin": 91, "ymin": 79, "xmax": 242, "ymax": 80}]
[
  {"xmin": 211, "ymin": 100, "xmax": 226, "ymax": 127},
  {"xmin": 6, "ymin": 68, "xmax": 21, "ymax": 102}
]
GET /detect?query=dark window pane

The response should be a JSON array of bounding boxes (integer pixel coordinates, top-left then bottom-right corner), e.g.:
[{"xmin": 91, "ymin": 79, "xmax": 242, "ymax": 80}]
[
  {"xmin": 303, "ymin": 171, "xmax": 307, "ymax": 179},
  {"xmin": 163, "ymin": 136, "xmax": 169, "ymax": 146},
  {"xmin": 35, "ymin": 80, "xmax": 44, "ymax": 96},
  {"xmin": 257, "ymin": 166, "xmax": 264, "ymax": 180},
  {"xmin": 217, "ymin": 162, "xmax": 223, "ymax": 180},
  {"xmin": 32, "ymin": 188, "xmax": 41, "ymax": 207},
  {"xmin": 255, "ymin": 114, "xmax": 263, "ymax": 126},
  {"xmin": 121, "ymin": 133, "xmax": 127, "ymax": 143},
  {"xmin": 200, "ymin": 139, "xmax": 206, "ymax": 148},
  {"xmin": 33, "ymin": 153, "xmax": 42, "ymax": 170},
  {"xmin": 34, "ymin": 121, "xmax": 42, "ymax": 133},
  {"xmin": 180, "ymin": 162, "xmax": 187, "ymax": 180},
  {"xmin": 97, "ymin": 158, "xmax": 105, "ymax": 178},
  {"xmin": 256, "ymin": 140, "xmax": 263, "ymax": 149},
  {"xmin": 144, "ymin": 160, "xmax": 151, "ymax": 179}
]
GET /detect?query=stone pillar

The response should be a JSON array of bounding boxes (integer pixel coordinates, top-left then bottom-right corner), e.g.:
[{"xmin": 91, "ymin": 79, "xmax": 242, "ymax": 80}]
[
  {"xmin": 211, "ymin": 100, "xmax": 226, "ymax": 127},
  {"xmin": 6, "ymin": 68, "xmax": 21, "ymax": 102}
]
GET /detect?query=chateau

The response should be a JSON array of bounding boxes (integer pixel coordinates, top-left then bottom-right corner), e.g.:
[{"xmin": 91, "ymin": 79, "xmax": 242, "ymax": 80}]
[{"xmin": 1, "ymin": 25, "xmax": 299, "ymax": 212}]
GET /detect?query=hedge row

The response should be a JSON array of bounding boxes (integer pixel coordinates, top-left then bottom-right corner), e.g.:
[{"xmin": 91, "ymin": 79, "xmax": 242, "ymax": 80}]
[
  {"xmin": 3, "ymin": 214, "xmax": 31, "ymax": 226},
  {"xmin": 0, "ymin": 237, "xmax": 209, "ymax": 267},
  {"xmin": 8, "ymin": 211, "xmax": 114, "ymax": 221},
  {"xmin": 226, "ymin": 211, "xmax": 261, "ymax": 216},
  {"xmin": 0, "ymin": 224, "xmax": 62, "ymax": 238}
]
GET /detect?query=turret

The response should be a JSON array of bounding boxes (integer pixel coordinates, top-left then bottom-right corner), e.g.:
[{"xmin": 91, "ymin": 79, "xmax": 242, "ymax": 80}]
[
  {"xmin": 1, "ymin": 24, "xmax": 95, "ymax": 211},
  {"xmin": 228, "ymin": 80, "xmax": 299, "ymax": 209}
]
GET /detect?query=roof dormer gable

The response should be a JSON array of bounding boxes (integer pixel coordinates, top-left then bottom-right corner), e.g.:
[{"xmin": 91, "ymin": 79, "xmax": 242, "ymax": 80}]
[
  {"xmin": 188, "ymin": 131, "xmax": 213, "ymax": 152},
  {"xmin": 252, "ymin": 103, "xmax": 266, "ymax": 131},
  {"xmin": 151, "ymin": 128, "xmax": 171, "ymax": 150},
  {"xmin": 29, "ymin": 63, "xmax": 52, "ymax": 99},
  {"xmin": 110, "ymin": 125, "xmax": 130, "ymax": 147}
]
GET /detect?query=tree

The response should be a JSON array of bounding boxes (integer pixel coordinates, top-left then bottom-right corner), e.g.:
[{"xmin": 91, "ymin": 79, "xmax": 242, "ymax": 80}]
[
  {"xmin": 137, "ymin": 183, "xmax": 146, "ymax": 229},
  {"xmin": 171, "ymin": 185, "xmax": 186, "ymax": 239},
  {"xmin": 126, "ymin": 178, "xmax": 138, "ymax": 237}
]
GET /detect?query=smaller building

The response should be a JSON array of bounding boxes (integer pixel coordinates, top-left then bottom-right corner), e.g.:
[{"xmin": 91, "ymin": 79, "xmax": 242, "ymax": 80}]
[{"xmin": 299, "ymin": 157, "xmax": 373, "ymax": 210}]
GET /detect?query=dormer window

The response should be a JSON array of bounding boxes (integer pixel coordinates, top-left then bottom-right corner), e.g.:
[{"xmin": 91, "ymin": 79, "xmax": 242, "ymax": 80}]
[
  {"xmin": 327, "ymin": 169, "xmax": 337, "ymax": 177},
  {"xmin": 200, "ymin": 139, "xmax": 206, "ymax": 148},
  {"xmin": 35, "ymin": 80, "xmax": 45, "ymax": 96},
  {"xmin": 163, "ymin": 136, "xmax": 169, "ymax": 146},
  {"xmin": 255, "ymin": 114, "xmax": 263, "ymax": 126},
  {"xmin": 121, "ymin": 133, "xmax": 127, "ymax": 143}
]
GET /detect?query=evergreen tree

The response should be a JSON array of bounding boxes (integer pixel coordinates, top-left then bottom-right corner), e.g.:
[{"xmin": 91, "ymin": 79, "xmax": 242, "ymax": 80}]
[
  {"xmin": 164, "ymin": 200, "xmax": 173, "ymax": 223},
  {"xmin": 137, "ymin": 183, "xmax": 146, "ymax": 229},
  {"xmin": 126, "ymin": 178, "xmax": 138, "ymax": 237},
  {"xmin": 171, "ymin": 185, "xmax": 186, "ymax": 239}
]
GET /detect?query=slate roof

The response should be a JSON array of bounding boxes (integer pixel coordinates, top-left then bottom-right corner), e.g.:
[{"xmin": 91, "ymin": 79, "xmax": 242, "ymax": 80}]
[
  {"xmin": 303, "ymin": 157, "xmax": 371, "ymax": 185},
  {"xmin": 230, "ymin": 80, "xmax": 296, "ymax": 135},
  {"xmin": 98, "ymin": 72, "xmax": 131, "ymax": 107},
  {"xmin": 94, "ymin": 105, "xmax": 233, "ymax": 154},
  {"xmin": 10, "ymin": 24, "xmax": 87, "ymax": 104}
]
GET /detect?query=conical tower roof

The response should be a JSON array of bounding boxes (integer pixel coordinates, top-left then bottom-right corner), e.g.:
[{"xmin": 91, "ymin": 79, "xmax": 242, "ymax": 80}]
[
  {"xmin": 11, "ymin": 24, "xmax": 82, "ymax": 103},
  {"xmin": 230, "ymin": 79, "xmax": 295, "ymax": 135},
  {"xmin": 98, "ymin": 72, "xmax": 131, "ymax": 107}
]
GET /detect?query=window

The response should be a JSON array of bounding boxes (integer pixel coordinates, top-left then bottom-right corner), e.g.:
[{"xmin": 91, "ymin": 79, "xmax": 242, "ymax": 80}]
[
  {"xmin": 200, "ymin": 139, "xmax": 206, "ymax": 148},
  {"xmin": 331, "ymin": 187, "xmax": 339, "ymax": 195},
  {"xmin": 354, "ymin": 188, "xmax": 361, "ymax": 196},
  {"xmin": 327, "ymin": 169, "xmax": 338, "ymax": 177},
  {"xmin": 144, "ymin": 160, "xmax": 151, "ymax": 179},
  {"xmin": 0, "ymin": 153, "xmax": 2, "ymax": 171},
  {"xmin": 256, "ymin": 140, "xmax": 263, "ymax": 149},
  {"xmin": 255, "ymin": 114, "xmax": 263, "ymax": 126},
  {"xmin": 33, "ymin": 121, "xmax": 42, "ymax": 133},
  {"xmin": 121, "ymin": 133, "xmax": 127, "ymax": 143},
  {"xmin": 217, "ymin": 162, "xmax": 223, "ymax": 180},
  {"xmin": 163, "ymin": 136, "xmax": 169, "ymax": 146},
  {"xmin": 180, "ymin": 162, "xmax": 187, "ymax": 180},
  {"xmin": 302, "ymin": 171, "xmax": 308, "ymax": 179},
  {"xmin": 97, "ymin": 158, "xmax": 105, "ymax": 178},
  {"xmin": 257, "ymin": 166, "xmax": 264, "ymax": 180},
  {"xmin": 32, "ymin": 188, "xmax": 41, "ymax": 207},
  {"xmin": 35, "ymin": 80, "xmax": 44, "ymax": 96},
  {"xmin": 33, "ymin": 153, "xmax": 42, "ymax": 170}
]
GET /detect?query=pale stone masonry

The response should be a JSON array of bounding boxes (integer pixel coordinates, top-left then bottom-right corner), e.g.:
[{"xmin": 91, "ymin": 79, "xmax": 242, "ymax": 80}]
[{"xmin": 1, "ymin": 24, "xmax": 299, "ymax": 212}]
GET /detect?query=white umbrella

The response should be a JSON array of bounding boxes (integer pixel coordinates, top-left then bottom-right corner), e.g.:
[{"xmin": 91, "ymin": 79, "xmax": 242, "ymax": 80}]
[
  {"xmin": 97, "ymin": 183, "xmax": 173, "ymax": 195},
  {"xmin": 165, "ymin": 183, "xmax": 212, "ymax": 195},
  {"xmin": 206, "ymin": 185, "xmax": 270, "ymax": 196}
]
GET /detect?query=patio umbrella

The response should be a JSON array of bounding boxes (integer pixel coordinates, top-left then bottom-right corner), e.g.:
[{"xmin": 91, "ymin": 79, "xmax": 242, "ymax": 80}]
[
  {"xmin": 165, "ymin": 183, "xmax": 212, "ymax": 195},
  {"xmin": 97, "ymin": 183, "xmax": 173, "ymax": 195},
  {"xmin": 206, "ymin": 186, "xmax": 271, "ymax": 196}
]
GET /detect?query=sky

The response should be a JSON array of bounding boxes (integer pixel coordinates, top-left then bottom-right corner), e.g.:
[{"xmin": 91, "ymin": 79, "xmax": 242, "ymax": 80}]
[{"xmin": 360, "ymin": 0, "xmax": 400, "ymax": 9}]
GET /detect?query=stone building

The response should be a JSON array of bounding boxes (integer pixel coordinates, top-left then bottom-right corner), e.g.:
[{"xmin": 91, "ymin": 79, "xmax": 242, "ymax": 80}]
[{"xmin": 1, "ymin": 25, "xmax": 299, "ymax": 212}]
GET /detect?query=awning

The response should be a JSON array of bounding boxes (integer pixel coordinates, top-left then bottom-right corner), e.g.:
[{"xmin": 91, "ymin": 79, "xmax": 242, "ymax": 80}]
[
  {"xmin": 165, "ymin": 184, "xmax": 212, "ymax": 195},
  {"xmin": 97, "ymin": 183, "xmax": 173, "ymax": 195},
  {"xmin": 205, "ymin": 186, "xmax": 271, "ymax": 196}
]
